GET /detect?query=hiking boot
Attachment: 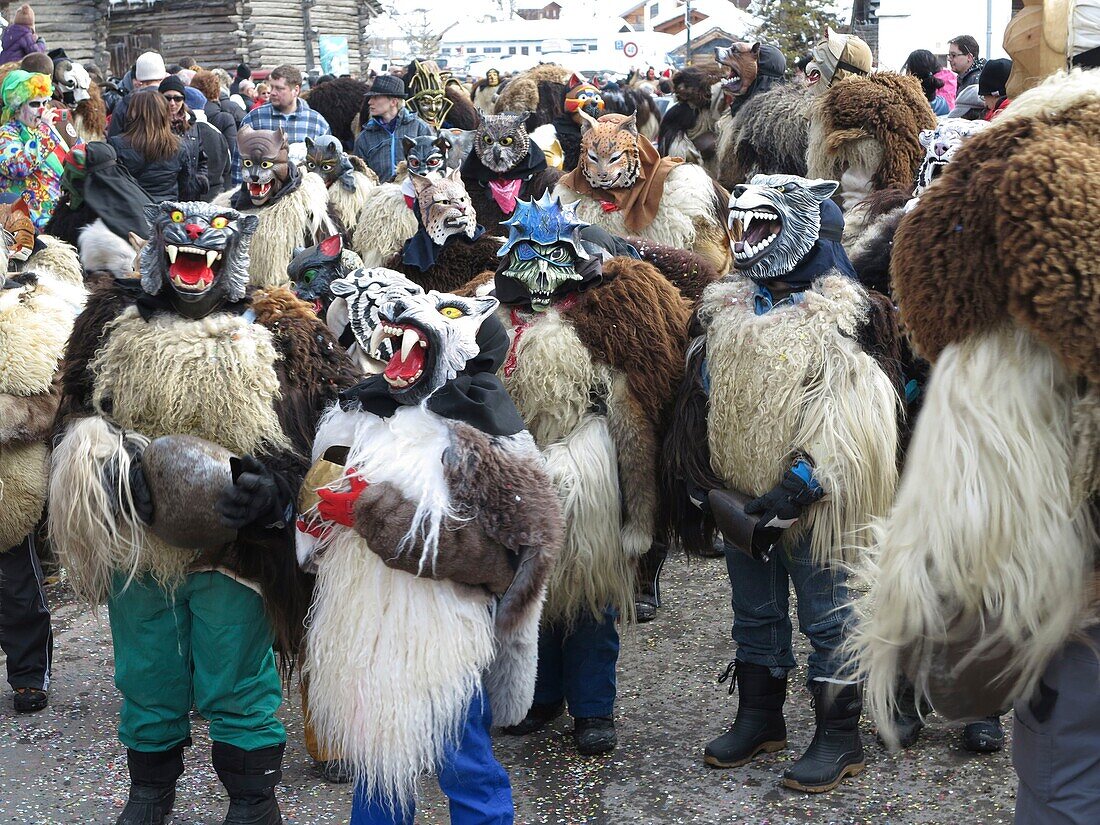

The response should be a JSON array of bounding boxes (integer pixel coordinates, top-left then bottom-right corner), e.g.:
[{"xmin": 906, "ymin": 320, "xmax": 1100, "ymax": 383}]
[
  {"xmin": 962, "ymin": 715, "xmax": 1004, "ymax": 753},
  {"xmin": 501, "ymin": 701, "xmax": 564, "ymax": 736},
  {"xmin": 574, "ymin": 716, "xmax": 616, "ymax": 755},
  {"xmin": 782, "ymin": 682, "xmax": 865, "ymax": 793},
  {"xmin": 13, "ymin": 687, "xmax": 48, "ymax": 714},
  {"xmin": 876, "ymin": 679, "xmax": 927, "ymax": 750},
  {"xmin": 704, "ymin": 661, "xmax": 787, "ymax": 768}
]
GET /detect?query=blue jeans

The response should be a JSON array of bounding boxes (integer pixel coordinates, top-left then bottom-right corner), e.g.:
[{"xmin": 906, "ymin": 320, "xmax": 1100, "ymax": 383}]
[
  {"xmin": 724, "ymin": 531, "xmax": 853, "ymax": 683},
  {"xmin": 350, "ymin": 691, "xmax": 513, "ymax": 825},
  {"xmin": 533, "ymin": 608, "xmax": 618, "ymax": 717}
]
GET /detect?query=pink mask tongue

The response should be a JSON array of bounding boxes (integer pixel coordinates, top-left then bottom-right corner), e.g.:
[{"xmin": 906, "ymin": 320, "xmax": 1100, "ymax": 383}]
[{"xmin": 488, "ymin": 179, "xmax": 523, "ymax": 214}]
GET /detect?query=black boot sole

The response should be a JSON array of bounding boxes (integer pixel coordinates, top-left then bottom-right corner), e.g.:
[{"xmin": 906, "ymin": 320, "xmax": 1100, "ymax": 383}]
[
  {"xmin": 704, "ymin": 738, "xmax": 786, "ymax": 769},
  {"xmin": 782, "ymin": 760, "xmax": 865, "ymax": 793}
]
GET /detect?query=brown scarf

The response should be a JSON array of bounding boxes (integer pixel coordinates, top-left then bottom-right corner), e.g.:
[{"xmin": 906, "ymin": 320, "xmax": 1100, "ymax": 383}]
[{"xmin": 560, "ymin": 115, "xmax": 682, "ymax": 233}]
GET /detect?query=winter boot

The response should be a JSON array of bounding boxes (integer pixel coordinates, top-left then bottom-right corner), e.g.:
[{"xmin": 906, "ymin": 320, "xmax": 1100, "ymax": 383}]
[
  {"xmin": 782, "ymin": 682, "xmax": 865, "ymax": 793},
  {"xmin": 634, "ymin": 542, "xmax": 668, "ymax": 623},
  {"xmin": 704, "ymin": 661, "xmax": 788, "ymax": 768},
  {"xmin": 212, "ymin": 741, "xmax": 284, "ymax": 825},
  {"xmin": 574, "ymin": 716, "xmax": 617, "ymax": 755},
  {"xmin": 116, "ymin": 743, "xmax": 186, "ymax": 825},
  {"xmin": 962, "ymin": 715, "xmax": 1005, "ymax": 753}
]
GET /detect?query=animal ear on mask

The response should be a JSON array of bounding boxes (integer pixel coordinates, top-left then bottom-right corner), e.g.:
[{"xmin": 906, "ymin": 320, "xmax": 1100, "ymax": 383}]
[
  {"xmin": 577, "ymin": 109, "xmax": 600, "ymax": 134},
  {"xmin": 144, "ymin": 203, "xmax": 164, "ymax": 225},
  {"xmin": 806, "ymin": 179, "xmax": 840, "ymax": 202},
  {"xmin": 319, "ymin": 235, "xmax": 343, "ymax": 257},
  {"xmin": 918, "ymin": 128, "xmax": 935, "ymax": 149},
  {"xmin": 274, "ymin": 128, "xmax": 288, "ymax": 151},
  {"xmin": 444, "ymin": 166, "xmax": 462, "ymax": 182},
  {"xmin": 751, "ymin": 42, "xmax": 761, "ymax": 56},
  {"xmin": 434, "ymin": 133, "xmax": 453, "ymax": 152},
  {"xmin": 329, "ymin": 276, "xmax": 358, "ymax": 297},
  {"xmin": 401, "ymin": 135, "xmax": 417, "ymax": 157},
  {"xmin": 467, "ymin": 295, "xmax": 499, "ymax": 319},
  {"xmin": 511, "ymin": 110, "xmax": 532, "ymax": 129},
  {"xmin": 238, "ymin": 213, "xmax": 260, "ymax": 235},
  {"xmin": 305, "ymin": 137, "xmax": 315, "ymax": 151},
  {"xmin": 410, "ymin": 171, "xmax": 435, "ymax": 196},
  {"xmin": 616, "ymin": 113, "xmax": 638, "ymax": 136}
]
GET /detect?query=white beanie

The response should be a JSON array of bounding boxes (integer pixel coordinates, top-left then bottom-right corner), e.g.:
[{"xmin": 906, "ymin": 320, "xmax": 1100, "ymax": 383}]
[{"xmin": 135, "ymin": 52, "xmax": 167, "ymax": 83}]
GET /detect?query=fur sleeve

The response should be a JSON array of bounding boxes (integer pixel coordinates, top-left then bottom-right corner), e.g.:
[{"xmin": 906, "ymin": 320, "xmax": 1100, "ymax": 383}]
[
  {"xmin": 0, "ymin": 381, "xmax": 61, "ymax": 445},
  {"xmin": 626, "ymin": 236, "xmax": 721, "ymax": 302},
  {"xmin": 526, "ymin": 167, "xmax": 562, "ymax": 202},
  {"xmin": 854, "ymin": 288, "xmax": 906, "ymax": 401}
]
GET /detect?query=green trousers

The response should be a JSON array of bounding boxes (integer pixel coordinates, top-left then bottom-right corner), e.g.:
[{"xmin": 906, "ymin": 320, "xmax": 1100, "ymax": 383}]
[{"xmin": 108, "ymin": 570, "xmax": 285, "ymax": 752}]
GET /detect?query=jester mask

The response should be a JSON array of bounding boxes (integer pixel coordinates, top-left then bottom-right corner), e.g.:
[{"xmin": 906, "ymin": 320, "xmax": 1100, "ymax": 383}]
[
  {"xmin": 496, "ymin": 193, "xmax": 600, "ymax": 312},
  {"xmin": 237, "ymin": 126, "xmax": 294, "ymax": 207},
  {"xmin": 139, "ymin": 201, "xmax": 258, "ymax": 319},
  {"xmin": 406, "ymin": 60, "xmax": 452, "ymax": 129},
  {"xmin": 304, "ymin": 135, "xmax": 356, "ymax": 191}
]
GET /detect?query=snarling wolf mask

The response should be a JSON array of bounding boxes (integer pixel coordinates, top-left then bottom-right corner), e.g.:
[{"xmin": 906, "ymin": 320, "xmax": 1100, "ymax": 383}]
[
  {"xmin": 402, "ymin": 133, "xmax": 451, "ymax": 177},
  {"xmin": 406, "ymin": 60, "xmax": 452, "ymax": 129},
  {"xmin": 329, "ymin": 267, "xmax": 423, "ymax": 370},
  {"xmin": 304, "ymin": 135, "xmax": 353, "ymax": 189},
  {"xmin": 715, "ymin": 42, "xmax": 760, "ymax": 103},
  {"xmin": 497, "ymin": 192, "xmax": 590, "ymax": 312},
  {"xmin": 578, "ymin": 112, "xmax": 642, "ymax": 190},
  {"xmin": 238, "ymin": 126, "xmax": 291, "ymax": 206},
  {"xmin": 289, "ymin": 234, "xmax": 356, "ymax": 315},
  {"xmin": 473, "ymin": 111, "xmax": 532, "ymax": 174},
  {"xmin": 727, "ymin": 174, "xmax": 838, "ymax": 282},
  {"xmin": 140, "ymin": 201, "xmax": 258, "ymax": 318},
  {"xmin": 914, "ymin": 119, "xmax": 989, "ymax": 198},
  {"xmin": 410, "ymin": 167, "xmax": 477, "ymax": 246}
]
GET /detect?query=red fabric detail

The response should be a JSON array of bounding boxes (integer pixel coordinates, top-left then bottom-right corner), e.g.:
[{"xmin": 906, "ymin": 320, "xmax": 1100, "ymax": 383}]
[
  {"xmin": 404, "ymin": 194, "xmax": 416, "ymax": 209},
  {"xmin": 488, "ymin": 178, "xmax": 523, "ymax": 215},
  {"xmin": 316, "ymin": 474, "xmax": 369, "ymax": 527},
  {"xmin": 599, "ymin": 200, "xmax": 621, "ymax": 213}
]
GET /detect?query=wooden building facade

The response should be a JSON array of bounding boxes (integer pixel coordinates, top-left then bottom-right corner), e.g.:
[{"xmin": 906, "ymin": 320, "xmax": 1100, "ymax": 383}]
[{"xmin": 10, "ymin": 0, "xmax": 381, "ymax": 76}]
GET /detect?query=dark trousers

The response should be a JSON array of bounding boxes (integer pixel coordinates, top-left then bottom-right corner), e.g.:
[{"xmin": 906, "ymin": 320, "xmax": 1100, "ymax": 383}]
[
  {"xmin": 533, "ymin": 608, "xmax": 619, "ymax": 718},
  {"xmin": 0, "ymin": 534, "xmax": 53, "ymax": 691}
]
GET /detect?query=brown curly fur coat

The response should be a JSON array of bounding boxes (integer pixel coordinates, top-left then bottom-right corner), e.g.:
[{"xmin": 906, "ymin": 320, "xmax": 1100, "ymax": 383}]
[
  {"xmin": 384, "ymin": 233, "xmax": 502, "ymax": 294},
  {"xmin": 808, "ymin": 72, "xmax": 936, "ymax": 195},
  {"xmin": 623, "ymin": 237, "xmax": 721, "ymax": 302},
  {"xmin": 892, "ymin": 93, "xmax": 1100, "ymax": 385}
]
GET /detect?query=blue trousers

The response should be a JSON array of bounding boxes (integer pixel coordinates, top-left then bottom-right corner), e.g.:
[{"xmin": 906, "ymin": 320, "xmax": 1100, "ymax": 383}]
[
  {"xmin": 350, "ymin": 691, "xmax": 513, "ymax": 825},
  {"xmin": 532, "ymin": 608, "xmax": 618, "ymax": 717},
  {"xmin": 724, "ymin": 531, "xmax": 853, "ymax": 683}
]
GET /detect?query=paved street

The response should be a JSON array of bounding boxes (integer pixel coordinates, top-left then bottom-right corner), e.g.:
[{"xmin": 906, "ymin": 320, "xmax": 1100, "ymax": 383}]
[{"xmin": 1, "ymin": 558, "xmax": 1016, "ymax": 824}]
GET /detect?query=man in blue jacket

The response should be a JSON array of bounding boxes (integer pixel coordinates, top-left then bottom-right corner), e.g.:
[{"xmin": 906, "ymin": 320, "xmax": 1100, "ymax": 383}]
[{"xmin": 353, "ymin": 75, "xmax": 433, "ymax": 183}]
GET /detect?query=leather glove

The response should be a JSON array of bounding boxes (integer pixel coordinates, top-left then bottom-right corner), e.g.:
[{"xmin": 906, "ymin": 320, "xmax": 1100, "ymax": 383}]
[
  {"xmin": 744, "ymin": 461, "xmax": 824, "ymax": 530},
  {"xmin": 125, "ymin": 449, "xmax": 154, "ymax": 526},
  {"xmin": 217, "ymin": 455, "xmax": 287, "ymax": 530},
  {"xmin": 315, "ymin": 473, "xmax": 369, "ymax": 528}
]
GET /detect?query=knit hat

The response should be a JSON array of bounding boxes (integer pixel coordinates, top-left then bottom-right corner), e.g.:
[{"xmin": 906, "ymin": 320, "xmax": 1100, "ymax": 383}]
[
  {"xmin": 1, "ymin": 70, "xmax": 51, "ymax": 122},
  {"xmin": 158, "ymin": 75, "xmax": 187, "ymax": 97},
  {"xmin": 978, "ymin": 58, "xmax": 1012, "ymax": 97},
  {"xmin": 183, "ymin": 85, "xmax": 208, "ymax": 111},
  {"xmin": 13, "ymin": 4, "xmax": 34, "ymax": 27},
  {"xmin": 20, "ymin": 53, "xmax": 53, "ymax": 76},
  {"xmin": 236, "ymin": 63, "xmax": 252, "ymax": 80},
  {"xmin": 134, "ymin": 52, "xmax": 167, "ymax": 83}
]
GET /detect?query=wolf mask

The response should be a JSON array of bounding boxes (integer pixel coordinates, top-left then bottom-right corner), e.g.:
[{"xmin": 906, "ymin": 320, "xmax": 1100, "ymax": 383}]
[
  {"xmin": 304, "ymin": 135, "xmax": 354, "ymax": 190},
  {"xmin": 238, "ymin": 126, "xmax": 292, "ymax": 206},
  {"xmin": 402, "ymin": 133, "xmax": 451, "ymax": 177}
]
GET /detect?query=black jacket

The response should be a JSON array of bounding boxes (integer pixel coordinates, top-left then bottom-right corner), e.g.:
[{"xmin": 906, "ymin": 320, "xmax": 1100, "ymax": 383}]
[
  {"xmin": 196, "ymin": 119, "xmax": 231, "ymax": 199},
  {"xmin": 109, "ymin": 128, "xmax": 208, "ymax": 203}
]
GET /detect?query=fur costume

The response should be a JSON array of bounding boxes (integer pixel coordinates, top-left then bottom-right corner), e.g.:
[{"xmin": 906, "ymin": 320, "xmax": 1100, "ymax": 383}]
[
  {"xmin": 851, "ymin": 72, "xmax": 1100, "ymax": 743},
  {"xmin": 287, "ymin": 234, "xmax": 364, "ymax": 318},
  {"xmin": 494, "ymin": 195, "xmax": 691, "ymax": 620},
  {"xmin": 298, "ymin": 284, "xmax": 561, "ymax": 805},
  {"xmin": 351, "ymin": 182, "xmax": 418, "ymax": 267},
  {"xmin": 51, "ymin": 201, "xmax": 357, "ymax": 658},
  {"xmin": 215, "ymin": 128, "xmax": 338, "ymax": 288},
  {"xmin": 663, "ymin": 175, "xmax": 900, "ymax": 562},
  {"xmin": 493, "ymin": 64, "xmax": 570, "ymax": 129},
  {"xmin": 0, "ymin": 236, "xmax": 85, "ymax": 550},
  {"xmin": 600, "ymin": 81, "xmax": 660, "ymax": 143},
  {"xmin": 305, "ymin": 77, "xmax": 371, "ymax": 151},
  {"xmin": 471, "ymin": 69, "xmax": 501, "ymax": 113},
  {"xmin": 555, "ymin": 113, "xmax": 731, "ymax": 274},
  {"xmin": 716, "ymin": 83, "xmax": 813, "ymax": 189},
  {"xmin": 657, "ymin": 62, "xmax": 728, "ymax": 178},
  {"xmin": 528, "ymin": 76, "xmax": 607, "ymax": 172},
  {"xmin": 304, "ymin": 135, "xmax": 378, "ymax": 232},
  {"xmin": 806, "ymin": 73, "xmax": 936, "ymax": 213}
]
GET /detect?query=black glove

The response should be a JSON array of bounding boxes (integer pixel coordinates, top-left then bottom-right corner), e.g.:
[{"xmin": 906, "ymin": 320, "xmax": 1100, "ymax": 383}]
[
  {"xmin": 216, "ymin": 455, "xmax": 288, "ymax": 531},
  {"xmin": 744, "ymin": 464, "xmax": 824, "ymax": 530},
  {"xmin": 126, "ymin": 450, "xmax": 155, "ymax": 526}
]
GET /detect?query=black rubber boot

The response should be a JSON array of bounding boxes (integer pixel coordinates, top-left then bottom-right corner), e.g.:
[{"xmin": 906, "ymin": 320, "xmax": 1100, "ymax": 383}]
[
  {"xmin": 212, "ymin": 741, "xmax": 284, "ymax": 825},
  {"xmin": 962, "ymin": 715, "xmax": 1005, "ymax": 753},
  {"xmin": 782, "ymin": 682, "xmax": 865, "ymax": 793},
  {"xmin": 501, "ymin": 701, "xmax": 564, "ymax": 736},
  {"xmin": 634, "ymin": 542, "xmax": 668, "ymax": 623},
  {"xmin": 704, "ymin": 661, "xmax": 788, "ymax": 768},
  {"xmin": 116, "ymin": 743, "xmax": 186, "ymax": 825},
  {"xmin": 574, "ymin": 716, "xmax": 617, "ymax": 755},
  {"xmin": 877, "ymin": 679, "xmax": 927, "ymax": 750}
]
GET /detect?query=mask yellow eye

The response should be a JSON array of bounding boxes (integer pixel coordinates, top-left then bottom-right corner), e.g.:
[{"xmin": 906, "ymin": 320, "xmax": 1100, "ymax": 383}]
[
  {"xmin": 261, "ymin": 161, "xmax": 274, "ymax": 169},
  {"xmin": 170, "ymin": 210, "xmax": 185, "ymax": 223},
  {"xmin": 439, "ymin": 306, "xmax": 465, "ymax": 319},
  {"xmin": 211, "ymin": 216, "xmax": 229, "ymax": 229},
  {"xmin": 243, "ymin": 159, "xmax": 253, "ymax": 168},
  {"xmin": 500, "ymin": 136, "xmax": 514, "ymax": 146}
]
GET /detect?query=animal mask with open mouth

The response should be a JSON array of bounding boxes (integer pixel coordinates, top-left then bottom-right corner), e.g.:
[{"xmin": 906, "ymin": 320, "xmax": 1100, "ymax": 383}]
[{"xmin": 238, "ymin": 126, "xmax": 291, "ymax": 206}]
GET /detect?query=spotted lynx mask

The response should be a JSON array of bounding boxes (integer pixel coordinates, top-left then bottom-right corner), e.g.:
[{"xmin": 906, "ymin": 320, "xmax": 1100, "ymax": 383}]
[
  {"xmin": 304, "ymin": 135, "xmax": 354, "ymax": 190},
  {"xmin": 140, "ymin": 201, "xmax": 259, "ymax": 318},
  {"xmin": 402, "ymin": 133, "xmax": 451, "ymax": 177},
  {"xmin": 409, "ymin": 168, "xmax": 477, "ymax": 246},
  {"xmin": 578, "ymin": 112, "xmax": 642, "ymax": 190},
  {"xmin": 238, "ymin": 126, "xmax": 291, "ymax": 207},
  {"xmin": 473, "ymin": 111, "xmax": 532, "ymax": 174},
  {"xmin": 727, "ymin": 174, "xmax": 839, "ymax": 282}
]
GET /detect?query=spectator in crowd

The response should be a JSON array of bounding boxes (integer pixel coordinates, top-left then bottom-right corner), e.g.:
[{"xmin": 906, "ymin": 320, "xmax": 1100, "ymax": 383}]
[
  {"xmin": 236, "ymin": 64, "xmax": 330, "ymax": 181},
  {"xmin": 160, "ymin": 74, "xmax": 224, "ymax": 199},
  {"xmin": 903, "ymin": 49, "xmax": 949, "ymax": 115},
  {"xmin": 0, "ymin": 5, "xmax": 46, "ymax": 65},
  {"xmin": 254, "ymin": 82, "xmax": 270, "ymax": 109},
  {"xmin": 190, "ymin": 69, "xmax": 241, "ymax": 142},
  {"xmin": 948, "ymin": 35, "xmax": 986, "ymax": 90},
  {"xmin": 978, "ymin": 58, "xmax": 1013, "ymax": 121},
  {"xmin": 353, "ymin": 74, "xmax": 432, "ymax": 183},
  {"xmin": 109, "ymin": 89, "xmax": 207, "ymax": 202},
  {"xmin": 107, "ymin": 51, "xmax": 168, "ymax": 137},
  {"xmin": 230, "ymin": 62, "xmax": 251, "ymax": 96},
  {"xmin": 179, "ymin": 56, "xmax": 197, "ymax": 71},
  {"xmin": 0, "ymin": 69, "xmax": 68, "ymax": 229}
]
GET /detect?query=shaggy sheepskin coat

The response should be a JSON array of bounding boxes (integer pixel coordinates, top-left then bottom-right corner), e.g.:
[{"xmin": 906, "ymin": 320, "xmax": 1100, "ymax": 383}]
[
  {"xmin": 214, "ymin": 172, "xmax": 337, "ymax": 288},
  {"xmin": 351, "ymin": 183, "xmax": 418, "ymax": 267},
  {"xmin": 663, "ymin": 272, "xmax": 901, "ymax": 562},
  {"xmin": 300, "ymin": 402, "xmax": 561, "ymax": 803},
  {"xmin": 553, "ymin": 164, "xmax": 732, "ymax": 275},
  {"xmin": 851, "ymin": 70, "xmax": 1100, "ymax": 744},
  {"xmin": 326, "ymin": 161, "xmax": 378, "ymax": 234},
  {"xmin": 495, "ymin": 256, "xmax": 691, "ymax": 621},
  {"xmin": 51, "ymin": 282, "xmax": 357, "ymax": 654},
  {"xmin": 0, "ymin": 239, "xmax": 85, "ymax": 551},
  {"xmin": 716, "ymin": 83, "xmax": 814, "ymax": 189}
]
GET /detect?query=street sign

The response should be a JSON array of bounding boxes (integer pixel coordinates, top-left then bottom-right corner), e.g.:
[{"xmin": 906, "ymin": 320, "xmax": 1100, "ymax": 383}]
[
  {"xmin": 623, "ymin": 41, "xmax": 638, "ymax": 58},
  {"xmin": 615, "ymin": 40, "xmax": 624, "ymax": 50}
]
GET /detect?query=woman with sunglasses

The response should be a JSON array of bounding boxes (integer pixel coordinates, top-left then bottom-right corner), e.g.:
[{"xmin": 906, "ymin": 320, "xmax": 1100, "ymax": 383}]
[
  {"xmin": 0, "ymin": 70, "xmax": 72, "ymax": 229},
  {"xmin": 158, "ymin": 75, "xmax": 216, "ymax": 200}
]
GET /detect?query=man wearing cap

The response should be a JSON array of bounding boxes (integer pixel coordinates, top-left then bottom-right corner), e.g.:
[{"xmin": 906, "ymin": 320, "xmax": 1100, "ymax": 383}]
[
  {"xmin": 352, "ymin": 75, "xmax": 433, "ymax": 183},
  {"xmin": 107, "ymin": 51, "xmax": 168, "ymax": 138},
  {"xmin": 235, "ymin": 64, "xmax": 330, "ymax": 183},
  {"xmin": 978, "ymin": 58, "xmax": 1013, "ymax": 120}
]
